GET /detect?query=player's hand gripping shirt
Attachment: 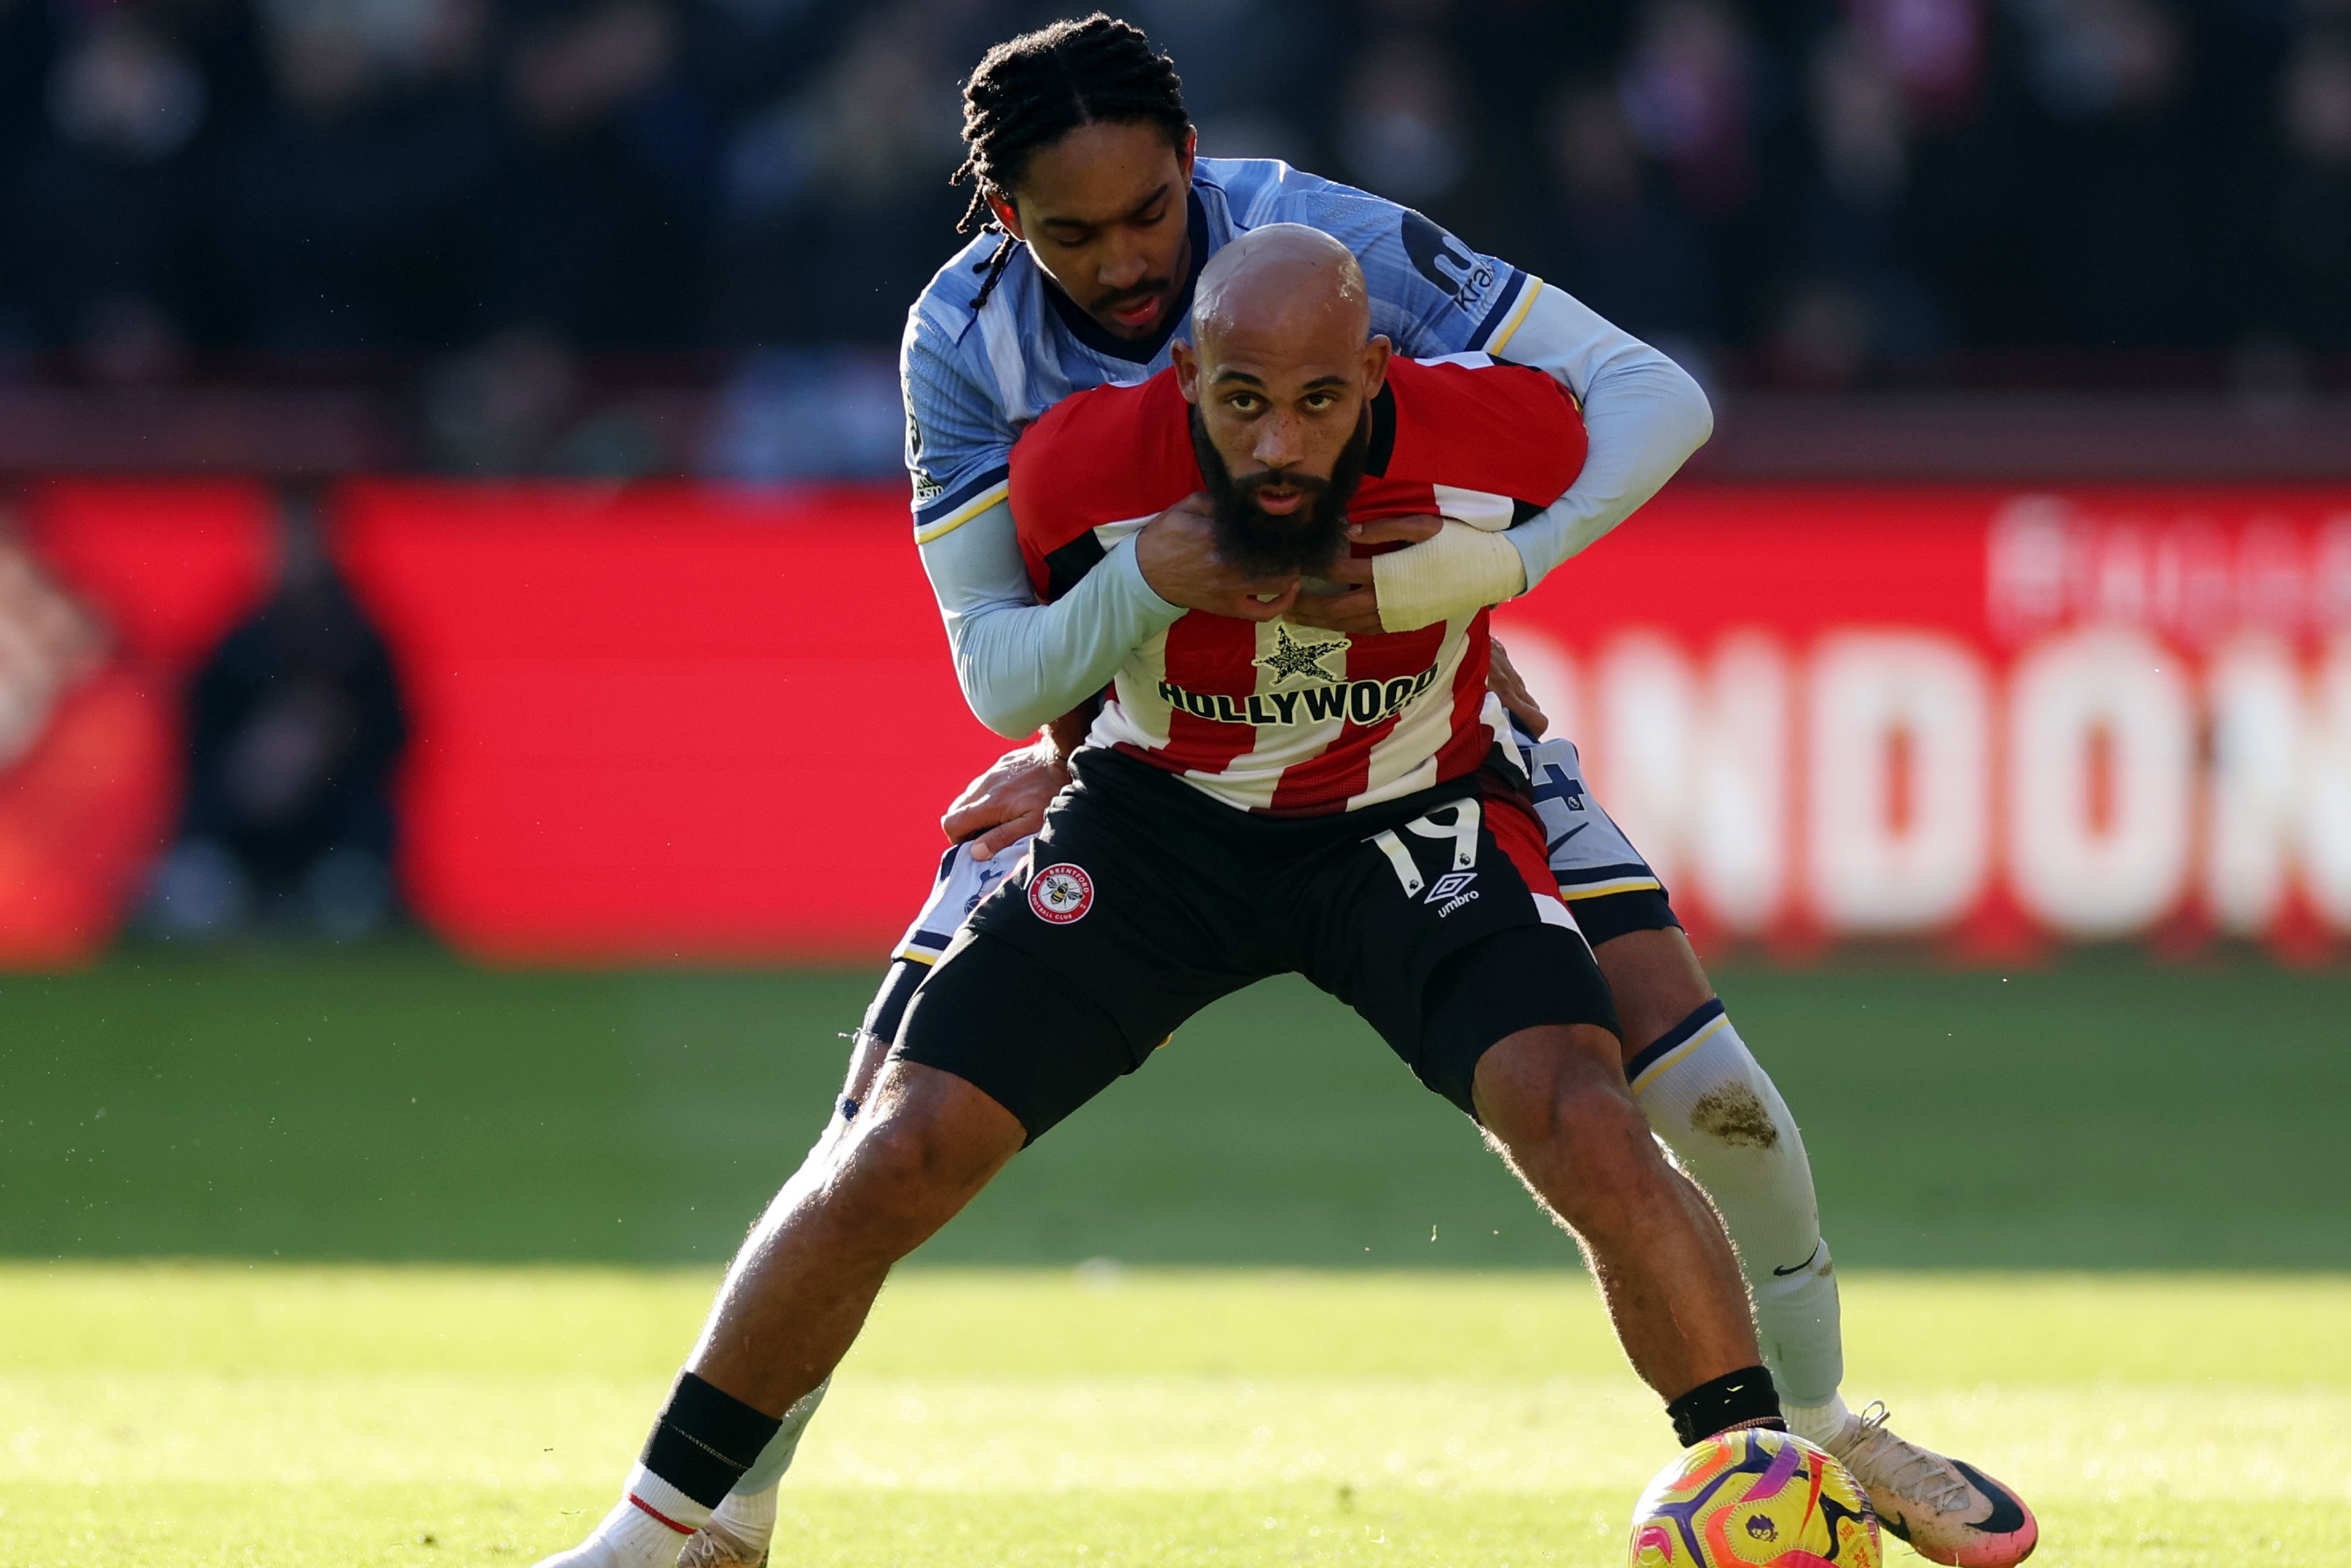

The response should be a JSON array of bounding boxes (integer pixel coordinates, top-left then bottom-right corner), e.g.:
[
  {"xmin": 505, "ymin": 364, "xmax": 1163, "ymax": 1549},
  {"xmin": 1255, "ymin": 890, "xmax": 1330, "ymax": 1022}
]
[
  {"xmin": 1007, "ymin": 355, "xmax": 1587, "ymax": 816},
  {"xmin": 902, "ymin": 158, "xmax": 1712, "ymax": 738}
]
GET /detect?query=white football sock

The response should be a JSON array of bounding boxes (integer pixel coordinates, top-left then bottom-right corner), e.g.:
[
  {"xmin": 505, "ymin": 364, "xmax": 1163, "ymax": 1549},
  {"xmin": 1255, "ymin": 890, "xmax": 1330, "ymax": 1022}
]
[
  {"xmin": 1782, "ymin": 1391, "xmax": 1857, "ymax": 1449},
  {"xmin": 697, "ymin": 1483, "xmax": 777, "ymax": 1564},
  {"xmin": 536, "ymin": 1468, "xmax": 706, "ymax": 1568},
  {"xmin": 1630, "ymin": 1002, "xmax": 1846, "ymax": 1409}
]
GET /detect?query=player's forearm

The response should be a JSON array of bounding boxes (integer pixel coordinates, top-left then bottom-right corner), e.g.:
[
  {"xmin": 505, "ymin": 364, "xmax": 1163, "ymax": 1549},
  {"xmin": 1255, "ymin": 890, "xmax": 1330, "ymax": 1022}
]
[
  {"xmin": 1497, "ymin": 285, "xmax": 1712, "ymax": 589},
  {"xmin": 1371, "ymin": 521, "xmax": 1528, "ymax": 632},
  {"xmin": 920, "ymin": 504, "xmax": 1184, "ymax": 737}
]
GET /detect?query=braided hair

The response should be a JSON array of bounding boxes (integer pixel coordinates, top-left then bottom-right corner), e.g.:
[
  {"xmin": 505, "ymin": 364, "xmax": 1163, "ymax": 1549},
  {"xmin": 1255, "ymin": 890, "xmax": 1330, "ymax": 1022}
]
[{"xmin": 953, "ymin": 14, "xmax": 1191, "ymax": 311}]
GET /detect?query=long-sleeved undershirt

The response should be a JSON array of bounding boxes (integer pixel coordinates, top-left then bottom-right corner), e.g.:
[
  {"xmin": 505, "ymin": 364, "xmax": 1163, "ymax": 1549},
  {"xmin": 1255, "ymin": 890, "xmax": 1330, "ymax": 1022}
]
[
  {"xmin": 917, "ymin": 283, "xmax": 1712, "ymax": 739},
  {"xmin": 917, "ymin": 523, "xmax": 1183, "ymax": 738}
]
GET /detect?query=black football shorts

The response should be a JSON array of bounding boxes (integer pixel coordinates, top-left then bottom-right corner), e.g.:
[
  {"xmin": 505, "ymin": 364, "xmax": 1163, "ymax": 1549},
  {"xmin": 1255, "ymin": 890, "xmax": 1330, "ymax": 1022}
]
[{"xmin": 893, "ymin": 746, "xmax": 1621, "ymax": 1141}]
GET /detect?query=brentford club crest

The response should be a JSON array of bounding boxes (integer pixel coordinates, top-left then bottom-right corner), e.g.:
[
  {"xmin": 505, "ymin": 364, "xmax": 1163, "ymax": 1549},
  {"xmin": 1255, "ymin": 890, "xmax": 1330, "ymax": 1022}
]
[{"xmin": 1027, "ymin": 862, "xmax": 1094, "ymax": 924}]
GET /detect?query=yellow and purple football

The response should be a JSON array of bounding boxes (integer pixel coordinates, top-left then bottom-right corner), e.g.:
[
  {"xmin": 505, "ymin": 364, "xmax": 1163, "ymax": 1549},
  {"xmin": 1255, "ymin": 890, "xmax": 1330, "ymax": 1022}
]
[{"xmin": 1630, "ymin": 1428, "xmax": 1882, "ymax": 1567}]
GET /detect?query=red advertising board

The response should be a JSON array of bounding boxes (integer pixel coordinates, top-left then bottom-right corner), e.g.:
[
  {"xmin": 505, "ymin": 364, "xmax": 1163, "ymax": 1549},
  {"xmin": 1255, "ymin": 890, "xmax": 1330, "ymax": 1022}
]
[
  {"xmin": 330, "ymin": 479, "xmax": 2351, "ymax": 964},
  {"xmin": 1491, "ymin": 483, "xmax": 2351, "ymax": 957},
  {"xmin": 6, "ymin": 477, "xmax": 2347, "ymax": 967},
  {"xmin": 0, "ymin": 481, "xmax": 276, "ymax": 964},
  {"xmin": 333, "ymin": 481, "xmax": 1008, "ymax": 962}
]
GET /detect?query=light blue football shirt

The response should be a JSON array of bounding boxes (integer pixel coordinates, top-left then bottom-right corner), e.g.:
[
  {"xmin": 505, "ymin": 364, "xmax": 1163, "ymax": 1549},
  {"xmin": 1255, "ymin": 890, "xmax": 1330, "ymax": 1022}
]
[{"xmin": 897, "ymin": 156, "xmax": 1712, "ymax": 738}]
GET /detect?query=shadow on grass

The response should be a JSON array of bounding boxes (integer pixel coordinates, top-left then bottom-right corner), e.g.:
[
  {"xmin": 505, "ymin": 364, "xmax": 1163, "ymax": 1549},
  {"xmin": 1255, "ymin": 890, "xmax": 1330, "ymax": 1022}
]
[{"xmin": 2, "ymin": 942, "xmax": 2344, "ymax": 1269}]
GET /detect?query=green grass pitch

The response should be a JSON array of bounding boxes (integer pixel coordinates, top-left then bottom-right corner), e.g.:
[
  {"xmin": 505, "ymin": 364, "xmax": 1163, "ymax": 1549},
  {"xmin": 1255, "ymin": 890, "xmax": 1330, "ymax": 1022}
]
[
  {"xmin": 3, "ymin": 944, "xmax": 2348, "ymax": 1268},
  {"xmin": 2, "ymin": 945, "xmax": 2349, "ymax": 1563},
  {"xmin": 2, "ymin": 1265, "xmax": 2347, "ymax": 1567}
]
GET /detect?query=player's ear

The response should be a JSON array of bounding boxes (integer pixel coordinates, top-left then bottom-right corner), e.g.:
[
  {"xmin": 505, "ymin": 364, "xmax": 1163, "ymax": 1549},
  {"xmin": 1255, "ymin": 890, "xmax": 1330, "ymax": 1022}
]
[
  {"xmin": 1172, "ymin": 337, "xmax": 1201, "ymax": 402},
  {"xmin": 1177, "ymin": 128, "xmax": 1197, "ymax": 182},
  {"xmin": 987, "ymin": 191, "xmax": 1026, "ymax": 244},
  {"xmin": 1361, "ymin": 335, "xmax": 1392, "ymax": 398}
]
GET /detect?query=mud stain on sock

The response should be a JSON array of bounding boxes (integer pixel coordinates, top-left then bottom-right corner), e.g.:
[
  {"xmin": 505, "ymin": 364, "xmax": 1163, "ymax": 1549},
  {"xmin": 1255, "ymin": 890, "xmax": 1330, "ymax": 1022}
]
[{"xmin": 1690, "ymin": 1084, "xmax": 1779, "ymax": 1149}]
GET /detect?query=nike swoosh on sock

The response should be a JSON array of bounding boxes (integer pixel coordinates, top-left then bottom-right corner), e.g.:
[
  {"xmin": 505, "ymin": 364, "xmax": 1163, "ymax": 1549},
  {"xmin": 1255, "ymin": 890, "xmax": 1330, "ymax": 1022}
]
[{"xmin": 1771, "ymin": 1241, "xmax": 1825, "ymax": 1277}]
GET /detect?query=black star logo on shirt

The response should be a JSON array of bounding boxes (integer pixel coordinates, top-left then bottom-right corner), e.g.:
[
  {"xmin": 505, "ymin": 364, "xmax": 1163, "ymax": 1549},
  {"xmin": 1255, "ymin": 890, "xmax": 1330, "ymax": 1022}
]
[{"xmin": 1253, "ymin": 624, "xmax": 1350, "ymax": 685}]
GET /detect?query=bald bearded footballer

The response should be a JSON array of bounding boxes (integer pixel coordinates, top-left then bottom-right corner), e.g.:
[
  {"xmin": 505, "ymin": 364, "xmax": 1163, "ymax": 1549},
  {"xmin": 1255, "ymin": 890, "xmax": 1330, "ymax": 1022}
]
[
  {"xmin": 893, "ymin": 226, "xmax": 1783, "ymax": 1443},
  {"xmin": 528, "ymin": 230, "xmax": 1784, "ymax": 1568}
]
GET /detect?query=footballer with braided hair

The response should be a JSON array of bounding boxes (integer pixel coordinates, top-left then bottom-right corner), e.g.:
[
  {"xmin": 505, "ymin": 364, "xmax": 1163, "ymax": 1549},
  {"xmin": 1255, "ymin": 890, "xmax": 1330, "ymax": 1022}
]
[
  {"xmin": 952, "ymin": 13, "xmax": 1192, "ymax": 314},
  {"xmin": 531, "ymin": 18, "xmax": 2039, "ymax": 1568}
]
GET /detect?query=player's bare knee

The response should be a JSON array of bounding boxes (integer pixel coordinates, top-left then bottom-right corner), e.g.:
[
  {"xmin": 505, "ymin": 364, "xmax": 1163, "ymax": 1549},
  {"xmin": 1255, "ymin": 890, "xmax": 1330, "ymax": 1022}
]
[
  {"xmin": 1482, "ymin": 1035, "xmax": 1680, "ymax": 1237},
  {"xmin": 1476, "ymin": 1024, "xmax": 1638, "ymax": 1158},
  {"xmin": 841, "ymin": 1063, "xmax": 1021, "ymax": 1213},
  {"xmin": 850, "ymin": 1113, "xmax": 1001, "ymax": 1203},
  {"xmin": 1550, "ymin": 1079, "xmax": 1658, "ymax": 1191}
]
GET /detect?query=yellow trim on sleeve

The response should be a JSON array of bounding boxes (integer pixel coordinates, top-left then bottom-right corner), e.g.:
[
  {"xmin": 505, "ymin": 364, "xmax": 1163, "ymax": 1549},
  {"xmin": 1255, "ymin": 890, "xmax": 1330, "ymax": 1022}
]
[
  {"xmin": 1557, "ymin": 875, "xmax": 1664, "ymax": 900},
  {"xmin": 1482, "ymin": 276, "xmax": 1545, "ymax": 357},
  {"xmin": 913, "ymin": 481, "xmax": 1011, "ymax": 544},
  {"xmin": 889, "ymin": 946, "xmax": 940, "ymax": 968}
]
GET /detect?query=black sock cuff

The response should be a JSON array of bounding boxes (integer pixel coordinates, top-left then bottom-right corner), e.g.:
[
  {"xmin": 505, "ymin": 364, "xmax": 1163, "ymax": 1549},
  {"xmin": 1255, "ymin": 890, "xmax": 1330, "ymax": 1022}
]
[
  {"xmin": 639, "ymin": 1372, "xmax": 786, "ymax": 1507},
  {"xmin": 1666, "ymin": 1364, "xmax": 1786, "ymax": 1447}
]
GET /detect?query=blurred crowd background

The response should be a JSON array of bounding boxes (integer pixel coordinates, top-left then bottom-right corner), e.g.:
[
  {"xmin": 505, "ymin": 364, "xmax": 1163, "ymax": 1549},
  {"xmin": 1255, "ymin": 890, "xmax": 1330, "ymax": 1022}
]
[
  {"xmin": 6, "ymin": 0, "xmax": 2351, "ymax": 477},
  {"xmin": 10, "ymin": 0, "xmax": 2351, "ymax": 944}
]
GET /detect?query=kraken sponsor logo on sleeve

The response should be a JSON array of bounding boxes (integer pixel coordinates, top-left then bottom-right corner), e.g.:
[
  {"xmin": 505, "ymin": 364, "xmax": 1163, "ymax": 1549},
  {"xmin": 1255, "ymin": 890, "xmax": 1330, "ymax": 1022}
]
[
  {"xmin": 1401, "ymin": 211, "xmax": 1498, "ymax": 315},
  {"xmin": 1154, "ymin": 664, "xmax": 1442, "ymax": 727},
  {"xmin": 904, "ymin": 407, "xmax": 945, "ymax": 502}
]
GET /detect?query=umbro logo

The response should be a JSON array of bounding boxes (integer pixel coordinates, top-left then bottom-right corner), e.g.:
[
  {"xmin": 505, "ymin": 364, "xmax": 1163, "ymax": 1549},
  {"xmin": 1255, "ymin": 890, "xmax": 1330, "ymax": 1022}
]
[
  {"xmin": 1426, "ymin": 871, "xmax": 1477, "ymax": 903},
  {"xmin": 1425, "ymin": 871, "xmax": 1479, "ymax": 916}
]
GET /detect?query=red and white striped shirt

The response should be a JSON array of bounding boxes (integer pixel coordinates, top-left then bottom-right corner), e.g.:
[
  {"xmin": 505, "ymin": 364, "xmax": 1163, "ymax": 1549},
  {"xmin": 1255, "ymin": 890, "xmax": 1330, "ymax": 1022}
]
[{"xmin": 1008, "ymin": 353, "xmax": 1587, "ymax": 815}]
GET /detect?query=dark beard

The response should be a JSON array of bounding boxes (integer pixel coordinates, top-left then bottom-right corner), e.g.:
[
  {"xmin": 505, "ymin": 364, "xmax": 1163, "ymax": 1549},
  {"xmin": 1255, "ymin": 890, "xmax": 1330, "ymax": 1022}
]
[{"xmin": 1189, "ymin": 405, "xmax": 1370, "ymax": 579}]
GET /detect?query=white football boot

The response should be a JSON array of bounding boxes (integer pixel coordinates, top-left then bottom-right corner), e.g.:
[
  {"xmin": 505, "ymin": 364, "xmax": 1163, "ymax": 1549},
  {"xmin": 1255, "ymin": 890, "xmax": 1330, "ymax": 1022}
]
[
  {"xmin": 677, "ymin": 1487, "xmax": 775, "ymax": 1568},
  {"xmin": 1823, "ymin": 1403, "xmax": 2037, "ymax": 1566}
]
